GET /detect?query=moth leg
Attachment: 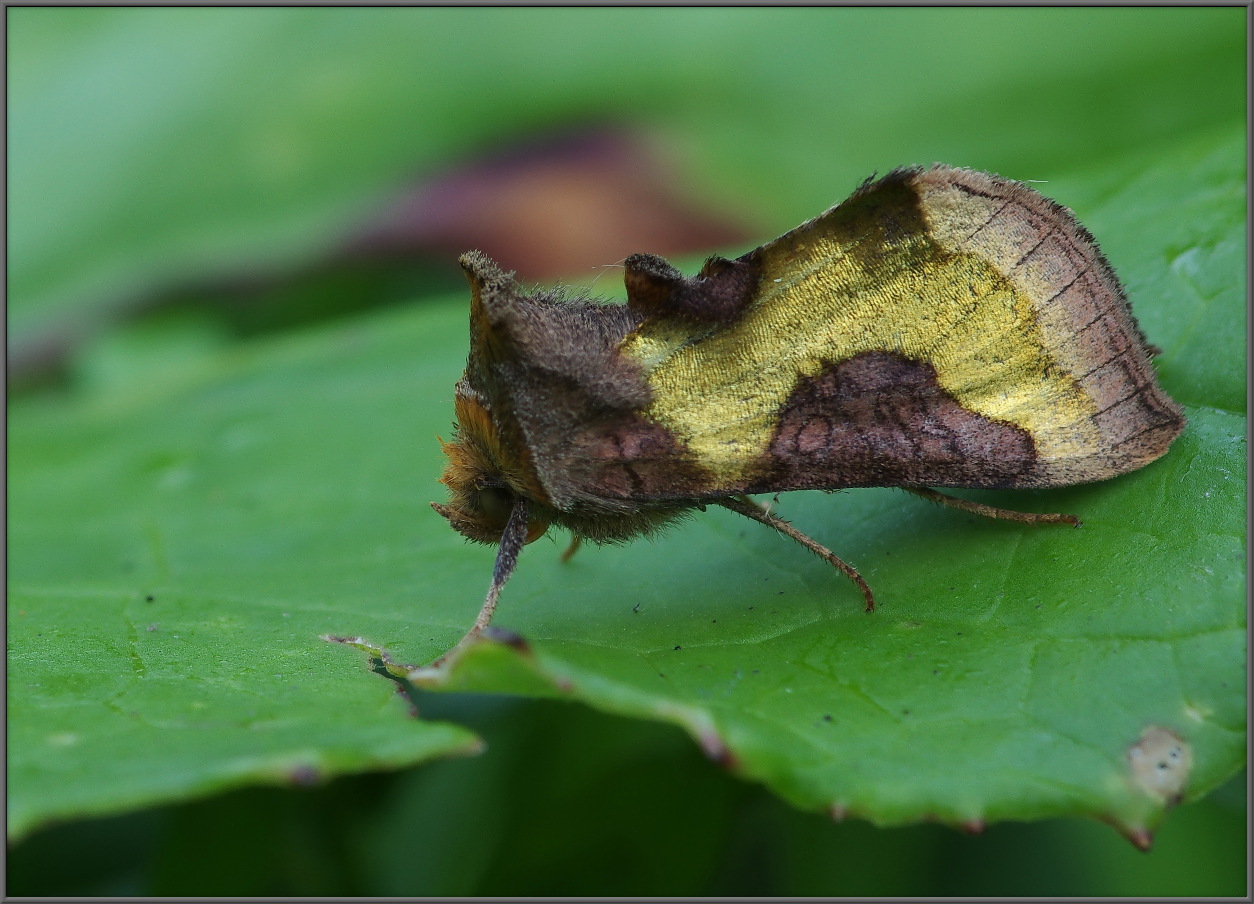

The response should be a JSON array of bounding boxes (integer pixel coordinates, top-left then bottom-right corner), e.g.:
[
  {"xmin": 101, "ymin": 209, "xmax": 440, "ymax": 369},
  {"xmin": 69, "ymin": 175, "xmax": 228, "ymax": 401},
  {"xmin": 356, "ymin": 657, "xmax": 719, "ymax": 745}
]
[
  {"xmin": 560, "ymin": 534, "xmax": 583, "ymax": 563},
  {"xmin": 428, "ymin": 497, "xmax": 531, "ymax": 668},
  {"xmin": 716, "ymin": 495, "xmax": 875, "ymax": 612},
  {"xmin": 904, "ymin": 487, "xmax": 1080, "ymax": 526}
]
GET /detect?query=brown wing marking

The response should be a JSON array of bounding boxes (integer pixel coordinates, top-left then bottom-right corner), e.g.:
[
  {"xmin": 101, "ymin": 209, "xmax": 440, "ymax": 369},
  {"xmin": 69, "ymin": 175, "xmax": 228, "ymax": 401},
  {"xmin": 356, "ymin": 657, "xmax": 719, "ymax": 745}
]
[
  {"xmin": 560, "ymin": 409, "xmax": 712, "ymax": 502},
  {"xmin": 749, "ymin": 351, "xmax": 1038, "ymax": 491}
]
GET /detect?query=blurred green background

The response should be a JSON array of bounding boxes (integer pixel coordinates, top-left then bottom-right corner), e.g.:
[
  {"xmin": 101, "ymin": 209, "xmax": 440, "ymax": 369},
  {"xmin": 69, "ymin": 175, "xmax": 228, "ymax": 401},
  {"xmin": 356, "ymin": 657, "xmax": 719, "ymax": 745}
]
[{"xmin": 7, "ymin": 7, "xmax": 1246, "ymax": 896}]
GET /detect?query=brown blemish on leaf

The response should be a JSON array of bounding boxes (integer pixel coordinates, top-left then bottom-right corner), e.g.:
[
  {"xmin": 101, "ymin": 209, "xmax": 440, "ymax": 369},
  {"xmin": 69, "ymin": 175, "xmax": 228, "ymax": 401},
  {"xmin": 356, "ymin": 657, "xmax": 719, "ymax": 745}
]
[{"xmin": 1127, "ymin": 725, "xmax": 1192, "ymax": 805}]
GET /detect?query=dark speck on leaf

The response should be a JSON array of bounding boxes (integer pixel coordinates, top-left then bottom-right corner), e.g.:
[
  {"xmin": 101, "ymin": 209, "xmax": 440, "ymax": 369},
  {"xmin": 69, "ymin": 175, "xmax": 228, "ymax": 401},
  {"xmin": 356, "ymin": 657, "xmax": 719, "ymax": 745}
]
[{"xmin": 674, "ymin": 645, "xmax": 681, "ymax": 651}]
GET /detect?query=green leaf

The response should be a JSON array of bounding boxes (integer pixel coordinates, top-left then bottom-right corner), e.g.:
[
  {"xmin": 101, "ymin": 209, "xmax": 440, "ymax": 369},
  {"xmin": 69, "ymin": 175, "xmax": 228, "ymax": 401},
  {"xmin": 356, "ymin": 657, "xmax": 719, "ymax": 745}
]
[
  {"xmin": 9, "ymin": 123, "xmax": 1243, "ymax": 843},
  {"xmin": 7, "ymin": 308, "xmax": 491, "ymax": 840}
]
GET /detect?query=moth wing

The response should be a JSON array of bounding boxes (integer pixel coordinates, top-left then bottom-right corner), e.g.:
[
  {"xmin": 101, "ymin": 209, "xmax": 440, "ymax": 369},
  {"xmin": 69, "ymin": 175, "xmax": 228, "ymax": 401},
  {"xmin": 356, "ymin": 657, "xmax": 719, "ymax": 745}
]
[{"xmin": 618, "ymin": 165, "xmax": 1183, "ymax": 497}]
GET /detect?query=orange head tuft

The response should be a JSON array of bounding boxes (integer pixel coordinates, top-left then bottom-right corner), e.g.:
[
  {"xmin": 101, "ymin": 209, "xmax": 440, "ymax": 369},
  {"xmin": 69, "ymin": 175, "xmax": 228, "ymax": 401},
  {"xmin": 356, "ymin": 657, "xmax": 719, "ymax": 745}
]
[{"xmin": 432, "ymin": 387, "xmax": 550, "ymax": 546}]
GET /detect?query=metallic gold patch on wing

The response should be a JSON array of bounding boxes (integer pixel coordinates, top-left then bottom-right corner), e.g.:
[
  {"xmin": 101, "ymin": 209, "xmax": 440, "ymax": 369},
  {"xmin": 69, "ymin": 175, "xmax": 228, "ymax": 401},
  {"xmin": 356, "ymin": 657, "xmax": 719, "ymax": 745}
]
[{"xmin": 620, "ymin": 227, "xmax": 1100, "ymax": 486}]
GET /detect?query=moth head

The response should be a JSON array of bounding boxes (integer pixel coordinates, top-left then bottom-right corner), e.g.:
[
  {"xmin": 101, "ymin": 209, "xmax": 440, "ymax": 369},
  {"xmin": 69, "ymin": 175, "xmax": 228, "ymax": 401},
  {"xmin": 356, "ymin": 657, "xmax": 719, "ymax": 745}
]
[
  {"xmin": 432, "ymin": 387, "xmax": 551, "ymax": 546},
  {"xmin": 431, "ymin": 465, "xmax": 550, "ymax": 546}
]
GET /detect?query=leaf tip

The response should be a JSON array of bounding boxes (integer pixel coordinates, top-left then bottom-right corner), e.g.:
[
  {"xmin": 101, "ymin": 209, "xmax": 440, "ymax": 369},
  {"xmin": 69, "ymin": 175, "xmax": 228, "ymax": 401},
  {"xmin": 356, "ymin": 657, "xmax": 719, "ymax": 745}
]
[
  {"xmin": 696, "ymin": 725, "xmax": 738, "ymax": 769},
  {"xmin": 1125, "ymin": 825, "xmax": 1155, "ymax": 851}
]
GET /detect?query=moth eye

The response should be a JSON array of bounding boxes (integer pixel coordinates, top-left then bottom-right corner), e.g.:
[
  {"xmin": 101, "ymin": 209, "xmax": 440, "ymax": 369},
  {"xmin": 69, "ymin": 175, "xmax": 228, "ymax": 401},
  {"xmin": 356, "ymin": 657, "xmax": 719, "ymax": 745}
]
[{"xmin": 474, "ymin": 485, "xmax": 514, "ymax": 527}]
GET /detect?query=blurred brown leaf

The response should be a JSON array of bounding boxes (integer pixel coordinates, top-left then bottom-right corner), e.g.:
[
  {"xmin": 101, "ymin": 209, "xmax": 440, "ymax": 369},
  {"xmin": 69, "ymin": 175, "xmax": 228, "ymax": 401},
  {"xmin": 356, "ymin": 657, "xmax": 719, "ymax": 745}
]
[
  {"xmin": 343, "ymin": 127, "xmax": 753, "ymax": 281},
  {"xmin": 11, "ymin": 126, "xmax": 756, "ymax": 392}
]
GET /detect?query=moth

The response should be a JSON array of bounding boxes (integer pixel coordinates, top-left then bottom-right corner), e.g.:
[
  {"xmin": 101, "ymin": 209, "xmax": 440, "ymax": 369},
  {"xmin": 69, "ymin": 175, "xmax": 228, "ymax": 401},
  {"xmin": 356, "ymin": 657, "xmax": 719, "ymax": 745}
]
[{"xmin": 431, "ymin": 164, "xmax": 1184, "ymax": 661}]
